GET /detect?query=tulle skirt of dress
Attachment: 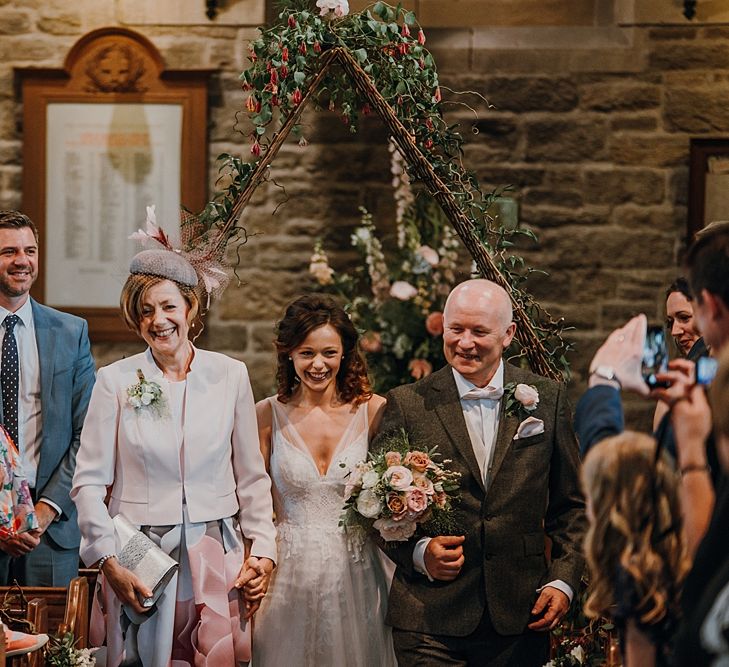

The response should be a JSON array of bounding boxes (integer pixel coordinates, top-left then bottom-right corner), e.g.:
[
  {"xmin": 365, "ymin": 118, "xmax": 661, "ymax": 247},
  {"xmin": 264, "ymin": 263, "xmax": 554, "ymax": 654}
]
[
  {"xmin": 252, "ymin": 522, "xmax": 396, "ymax": 667},
  {"xmin": 90, "ymin": 513, "xmax": 250, "ymax": 667}
]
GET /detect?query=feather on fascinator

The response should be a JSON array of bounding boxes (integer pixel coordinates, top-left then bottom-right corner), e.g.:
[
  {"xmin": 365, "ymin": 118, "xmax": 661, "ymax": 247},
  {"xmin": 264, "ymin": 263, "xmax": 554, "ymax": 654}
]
[{"xmin": 129, "ymin": 205, "xmax": 231, "ymax": 306}]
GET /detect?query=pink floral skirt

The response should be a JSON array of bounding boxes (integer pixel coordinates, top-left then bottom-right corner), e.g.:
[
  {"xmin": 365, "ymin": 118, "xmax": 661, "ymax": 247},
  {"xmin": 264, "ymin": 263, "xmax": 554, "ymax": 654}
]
[{"xmin": 90, "ymin": 512, "xmax": 249, "ymax": 667}]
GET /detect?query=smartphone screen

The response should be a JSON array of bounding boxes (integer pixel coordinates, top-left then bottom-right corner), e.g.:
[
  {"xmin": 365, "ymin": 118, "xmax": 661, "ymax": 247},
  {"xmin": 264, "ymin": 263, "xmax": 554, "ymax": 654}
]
[
  {"xmin": 697, "ymin": 357, "xmax": 718, "ymax": 385},
  {"xmin": 642, "ymin": 325, "xmax": 669, "ymax": 389}
]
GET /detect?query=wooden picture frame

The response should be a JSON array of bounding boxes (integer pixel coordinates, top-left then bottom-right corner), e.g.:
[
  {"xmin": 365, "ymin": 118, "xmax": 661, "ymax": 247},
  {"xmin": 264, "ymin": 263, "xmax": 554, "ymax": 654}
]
[
  {"xmin": 688, "ymin": 138, "xmax": 729, "ymax": 243},
  {"xmin": 17, "ymin": 27, "xmax": 212, "ymax": 342}
]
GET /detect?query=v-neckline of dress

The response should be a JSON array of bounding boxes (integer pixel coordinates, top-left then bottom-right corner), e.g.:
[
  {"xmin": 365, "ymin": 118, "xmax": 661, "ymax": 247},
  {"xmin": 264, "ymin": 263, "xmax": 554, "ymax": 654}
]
[{"xmin": 271, "ymin": 398, "xmax": 365, "ymax": 478}]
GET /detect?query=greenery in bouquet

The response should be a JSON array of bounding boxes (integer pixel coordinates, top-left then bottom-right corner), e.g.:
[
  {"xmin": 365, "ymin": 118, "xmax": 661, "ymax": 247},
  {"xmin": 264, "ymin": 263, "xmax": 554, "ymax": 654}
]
[
  {"xmin": 340, "ymin": 428, "xmax": 461, "ymax": 542},
  {"xmin": 309, "ymin": 142, "xmax": 464, "ymax": 392},
  {"xmin": 46, "ymin": 632, "xmax": 96, "ymax": 667}
]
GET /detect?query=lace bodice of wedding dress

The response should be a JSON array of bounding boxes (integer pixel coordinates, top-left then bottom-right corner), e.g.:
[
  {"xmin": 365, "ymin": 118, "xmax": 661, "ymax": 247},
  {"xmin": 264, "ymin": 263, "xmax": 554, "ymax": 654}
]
[{"xmin": 252, "ymin": 397, "xmax": 396, "ymax": 667}]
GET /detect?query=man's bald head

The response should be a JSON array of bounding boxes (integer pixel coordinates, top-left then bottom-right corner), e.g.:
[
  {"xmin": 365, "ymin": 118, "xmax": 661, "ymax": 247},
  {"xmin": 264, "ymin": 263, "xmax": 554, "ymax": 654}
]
[
  {"xmin": 442, "ymin": 279, "xmax": 516, "ymax": 387},
  {"xmin": 444, "ymin": 279, "xmax": 513, "ymax": 330}
]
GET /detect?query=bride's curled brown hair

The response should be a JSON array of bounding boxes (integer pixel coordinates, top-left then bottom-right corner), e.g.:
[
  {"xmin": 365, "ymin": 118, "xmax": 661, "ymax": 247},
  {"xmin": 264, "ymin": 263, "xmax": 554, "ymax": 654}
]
[{"xmin": 275, "ymin": 294, "xmax": 372, "ymax": 405}]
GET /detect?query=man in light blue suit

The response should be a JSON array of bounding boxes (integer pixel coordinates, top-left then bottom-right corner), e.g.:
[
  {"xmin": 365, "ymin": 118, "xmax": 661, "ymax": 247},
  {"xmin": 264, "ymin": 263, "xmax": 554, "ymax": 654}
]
[{"xmin": 0, "ymin": 210, "xmax": 95, "ymax": 586}]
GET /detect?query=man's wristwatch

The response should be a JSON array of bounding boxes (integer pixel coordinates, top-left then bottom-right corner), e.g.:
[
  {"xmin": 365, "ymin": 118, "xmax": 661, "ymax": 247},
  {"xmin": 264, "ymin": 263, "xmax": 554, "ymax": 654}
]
[{"xmin": 590, "ymin": 365, "xmax": 622, "ymax": 389}]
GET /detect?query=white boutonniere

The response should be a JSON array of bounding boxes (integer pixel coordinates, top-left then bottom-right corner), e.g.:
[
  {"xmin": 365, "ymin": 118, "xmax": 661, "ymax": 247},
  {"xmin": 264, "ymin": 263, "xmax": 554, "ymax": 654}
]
[
  {"xmin": 504, "ymin": 382, "xmax": 545, "ymax": 439},
  {"xmin": 127, "ymin": 369, "xmax": 167, "ymax": 417},
  {"xmin": 503, "ymin": 382, "xmax": 539, "ymax": 419}
]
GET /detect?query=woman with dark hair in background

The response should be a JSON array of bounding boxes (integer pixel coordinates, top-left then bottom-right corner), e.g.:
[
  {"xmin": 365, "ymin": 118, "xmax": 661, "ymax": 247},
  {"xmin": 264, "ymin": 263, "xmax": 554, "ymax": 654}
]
[
  {"xmin": 665, "ymin": 277, "xmax": 706, "ymax": 361},
  {"xmin": 252, "ymin": 294, "xmax": 395, "ymax": 666}
]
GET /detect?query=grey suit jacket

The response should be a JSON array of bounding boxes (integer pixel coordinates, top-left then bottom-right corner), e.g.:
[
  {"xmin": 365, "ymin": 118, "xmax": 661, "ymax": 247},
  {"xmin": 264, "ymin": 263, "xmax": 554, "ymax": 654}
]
[
  {"xmin": 374, "ymin": 363, "xmax": 586, "ymax": 637},
  {"xmin": 0, "ymin": 299, "xmax": 95, "ymax": 549}
]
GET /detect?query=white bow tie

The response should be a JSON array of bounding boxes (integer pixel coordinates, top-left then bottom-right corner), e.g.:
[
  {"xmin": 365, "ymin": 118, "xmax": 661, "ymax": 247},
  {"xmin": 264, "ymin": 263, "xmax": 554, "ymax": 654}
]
[{"xmin": 461, "ymin": 386, "xmax": 504, "ymax": 401}]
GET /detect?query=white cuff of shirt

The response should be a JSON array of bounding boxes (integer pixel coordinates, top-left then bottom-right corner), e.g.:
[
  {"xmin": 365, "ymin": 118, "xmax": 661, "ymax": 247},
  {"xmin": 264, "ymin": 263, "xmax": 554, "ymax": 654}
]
[
  {"xmin": 537, "ymin": 579, "xmax": 573, "ymax": 604},
  {"xmin": 412, "ymin": 537, "xmax": 434, "ymax": 581},
  {"xmin": 38, "ymin": 498, "xmax": 62, "ymax": 520}
]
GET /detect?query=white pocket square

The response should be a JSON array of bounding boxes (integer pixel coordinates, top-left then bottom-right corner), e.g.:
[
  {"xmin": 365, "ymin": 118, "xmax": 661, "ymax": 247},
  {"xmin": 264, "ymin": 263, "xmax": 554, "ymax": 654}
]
[{"xmin": 514, "ymin": 416, "xmax": 545, "ymax": 440}]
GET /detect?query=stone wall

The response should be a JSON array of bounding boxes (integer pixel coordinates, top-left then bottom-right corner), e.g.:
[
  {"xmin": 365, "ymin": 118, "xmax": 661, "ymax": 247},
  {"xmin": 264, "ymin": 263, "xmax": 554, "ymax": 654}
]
[{"xmin": 0, "ymin": 1, "xmax": 725, "ymax": 427}]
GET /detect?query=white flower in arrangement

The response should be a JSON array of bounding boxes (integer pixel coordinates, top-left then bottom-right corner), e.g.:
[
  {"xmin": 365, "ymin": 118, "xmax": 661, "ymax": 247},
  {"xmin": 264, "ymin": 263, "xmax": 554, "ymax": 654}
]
[
  {"xmin": 352, "ymin": 227, "xmax": 372, "ymax": 243},
  {"xmin": 356, "ymin": 489, "xmax": 383, "ymax": 518},
  {"xmin": 308, "ymin": 248, "xmax": 335, "ymax": 285},
  {"xmin": 361, "ymin": 470, "xmax": 380, "ymax": 489},
  {"xmin": 416, "ymin": 245, "xmax": 440, "ymax": 267},
  {"xmin": 129, "ymin": 396, "xmax": 142, "ymax": 409},
  {"xmin": 390, "ymin": 280, "xmax": 418, "ymax": 301},
  {"xmin": 127, "ymin": 369, "xmax": 167, "ymax": 417},
  {"xmin": 141, "ymin": 391, "xmax": 154, "ymax": 405},
  {"xmin": 316, "ymin": 0, "xmax": 349, "ymax": 17},
  {"xmin": 570, "ymin": 645, "xmax": 586, "ymax": 664},
  {"xmin": 373, "ymin": 517, "xmax": 417, "ymax": 541}
]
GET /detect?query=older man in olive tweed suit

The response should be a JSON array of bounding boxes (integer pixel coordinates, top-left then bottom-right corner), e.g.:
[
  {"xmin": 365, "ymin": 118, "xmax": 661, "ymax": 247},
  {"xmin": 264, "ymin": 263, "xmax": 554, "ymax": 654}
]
[{"xmin": 375, "ymin": 280, "xmax": 586, "ymax": 666}]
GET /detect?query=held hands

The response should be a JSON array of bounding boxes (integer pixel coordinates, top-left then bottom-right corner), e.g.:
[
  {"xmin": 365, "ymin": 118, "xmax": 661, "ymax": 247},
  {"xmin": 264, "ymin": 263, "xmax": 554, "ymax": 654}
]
[
  {"xmin": 424, "ymin": 535, "xmax": 465, "ymax": 581},
  {"xmin": 0, "ymin": 502, "xmax": 56, "ymax": 556},
  {"xmin": 527, "ymin": 586, "xmax": 570, "ymax": 631},
  {"xmin": 102, "ymin": 557, "xmax": 154, "ymax": 616},
  {"xmin": 236, "ymin": 555, "xmax": 275, "ymax": 619}
]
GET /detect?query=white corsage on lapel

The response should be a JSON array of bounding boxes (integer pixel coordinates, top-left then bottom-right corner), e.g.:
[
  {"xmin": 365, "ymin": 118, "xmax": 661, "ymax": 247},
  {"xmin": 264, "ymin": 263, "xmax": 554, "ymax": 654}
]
[{"xmin": 513, "ymin": 416, "xmax": 545, "ymax": 440}]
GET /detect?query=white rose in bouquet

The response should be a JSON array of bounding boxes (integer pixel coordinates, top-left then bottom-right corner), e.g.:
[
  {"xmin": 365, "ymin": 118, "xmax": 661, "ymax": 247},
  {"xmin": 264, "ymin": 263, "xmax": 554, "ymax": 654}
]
[
  {"xmin": 514, "ymin": 383, "xmax": 539, "ymax": 411},
  {"xmin": 373, "ymin": 517, "xmax": 417, "ymax": 541},
  {"xmin": 361, "ymin": 470, "xmax": 380, "ymax": 489},
  {"xmin": 356, "ymin": 489, "xmax": 383, "ymax": 518}
]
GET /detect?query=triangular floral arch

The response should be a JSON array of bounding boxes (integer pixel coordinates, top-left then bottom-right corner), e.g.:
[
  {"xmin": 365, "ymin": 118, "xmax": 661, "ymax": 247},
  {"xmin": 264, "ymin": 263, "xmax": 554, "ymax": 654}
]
[{"xmin": 209, "ymin": 46, "xmax": 561, "ymax": 380}]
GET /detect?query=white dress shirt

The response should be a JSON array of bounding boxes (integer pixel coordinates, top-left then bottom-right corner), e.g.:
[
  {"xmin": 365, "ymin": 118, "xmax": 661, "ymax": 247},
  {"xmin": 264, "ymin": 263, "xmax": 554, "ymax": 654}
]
[
  {"xmin": 0, "ymin": 299, "xmax": 61, "ymax": 515},
  {"xmin": 412, "ymin": 363, "xmax": 573, "ymax": 602}
]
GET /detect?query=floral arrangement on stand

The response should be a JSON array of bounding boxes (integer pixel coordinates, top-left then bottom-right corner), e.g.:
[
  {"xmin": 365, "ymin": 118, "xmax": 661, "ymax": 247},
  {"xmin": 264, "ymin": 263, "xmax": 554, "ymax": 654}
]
[
  {"xmin": 308, "ymin": 142, "xmax": 463, "ymax": 392},
  {"xmin": 340, "ymin": 428, "xmax": 461, "ymax": 542}
]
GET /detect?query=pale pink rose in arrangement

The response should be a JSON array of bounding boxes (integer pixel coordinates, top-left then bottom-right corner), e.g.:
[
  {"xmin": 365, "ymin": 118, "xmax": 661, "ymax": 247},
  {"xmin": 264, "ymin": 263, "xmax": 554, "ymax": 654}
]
[
  {"xmin": 514, "ymin": 383, "xmax": 539, "ymax": 411},
  {"xmin": 425, "ymin": 311, "xmax": 444, "ymax": 336},
  {"xmin": 404, "ymin": 450, "xmax": 431, "ymax": 472},
  {"xmin": 384, "ymin": 465, "xmax": 414, "ymax": 490},
  {"xmin": 374, "ymin": 517, "xmax": 417, "ymax": 542},
  {"xmin": 411, "ymin": 472, "xmax": 435, "ymax": 495},
  {"xmin": 360, "ymin": 331, "xmax": 382, "ymax": 353},
  {"xmin": 356, "ymin": 489, "xmax": 383, "ymax": 518},
  {"xmin": 315, "ymin": 0, "xmax": 349, "ymax": 17},
  {"xmin": 384, "ymin": 451, "xmax": 402, "ymax": 467},
  {"xmin": 386, "ymin": 492, "xmax": 407, "ymax": 519},
  {"xmin": 390, "ymin": 280, "xmax": 418, "ymax": 301},
  {"xmin": 361, "ymin": 470, "xmax": 379, "ymax": 489},
  {"xmin": 405, "ymin": 488, "xmax": 429, "ymax": 518},
  {"xmin": 416, "ymin": 244, "xmax": 440, "ymax": 266},
  {"xmin": 409, "ymin": 358, "xmax": 433, "ymax": 380}
]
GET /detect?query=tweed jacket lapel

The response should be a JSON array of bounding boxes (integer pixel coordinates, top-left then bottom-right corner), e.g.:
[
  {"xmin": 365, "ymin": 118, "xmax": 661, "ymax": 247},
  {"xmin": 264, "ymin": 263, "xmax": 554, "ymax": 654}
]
[
  {"xmin": 429, "ymin": 367, "xmax": 485, "ymax": 493},
  {"xmin": 484, "ymin": 362, "xmax": 521, "ymax": 495}
]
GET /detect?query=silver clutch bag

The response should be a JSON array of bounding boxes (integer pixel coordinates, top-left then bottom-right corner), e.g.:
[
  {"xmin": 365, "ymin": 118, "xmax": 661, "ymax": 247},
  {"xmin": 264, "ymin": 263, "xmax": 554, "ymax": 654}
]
[{"xmin": 113, "ymin": 514, "xmax": 179, "ymax": 609}]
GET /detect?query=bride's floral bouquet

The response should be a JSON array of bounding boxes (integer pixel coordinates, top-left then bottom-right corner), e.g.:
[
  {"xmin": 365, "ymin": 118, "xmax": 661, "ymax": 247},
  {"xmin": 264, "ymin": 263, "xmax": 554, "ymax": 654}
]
[{"xmin": 340, "ymin": 429, "xmax": 460, "ymax": 542}]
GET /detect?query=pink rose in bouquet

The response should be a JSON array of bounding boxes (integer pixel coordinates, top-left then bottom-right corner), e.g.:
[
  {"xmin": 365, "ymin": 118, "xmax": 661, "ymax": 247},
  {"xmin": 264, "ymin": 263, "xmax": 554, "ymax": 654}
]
[
  {"xmin": 384, "ymin": 451, "xmax": 402, "ymax": 467},
  {"xmin": 360, "ymin": 331, "xmax": 382, "ymax": 353},
  {"xmin": 405, "ymin": 488, "xmax": 429, "ymax": 518},
  {"xmin": 412, "ymin": 472, "xmax": 435, "ymax": 495},
  {"xmin": 408, "ymin": 358, "xmax": 433, "ymax": 380},
  {"xmin": 404, "ymin": 450, "xmax": 431, "ymax": 472},
  {"xmin": 373, "ymin": 517, "xmax": 417, "ymax": 542},
  {"xmin": 384, "ymin": 465, "xmax": 413, "ymax": 491},
  {"xmin": 386, "ymin": 492, "xmax": 408, "ymax": 520}
]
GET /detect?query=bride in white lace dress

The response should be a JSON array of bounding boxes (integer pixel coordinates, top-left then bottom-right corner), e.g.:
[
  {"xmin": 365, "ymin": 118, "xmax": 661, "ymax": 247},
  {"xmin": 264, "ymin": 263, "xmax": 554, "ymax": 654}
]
[{"xmin": 251, "ymin": 295, "xmax": 396, "ymax": 667}]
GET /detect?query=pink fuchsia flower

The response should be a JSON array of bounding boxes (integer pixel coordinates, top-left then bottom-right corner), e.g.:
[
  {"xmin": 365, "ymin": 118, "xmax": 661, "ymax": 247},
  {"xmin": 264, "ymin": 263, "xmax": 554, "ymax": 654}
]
[
  {"xmin": 390, "ymin": 280, "xmax": 417, "ymax": 301},
  {"xmin": 384, "ymin": 451, "xmax": 402, "ymax": 467},
  {"xmin": 405, "ymin": 488, "xmax": 429, "ymax": 517},
  {"xmin": 417, "ymin": 245, "xmax": 439, "ymax": 266},
  {"xmin": 374, "ymin": 517, "xmax": 417, "ymax": 542},
  {"xmin": 409, "ymin": 358, "xmax": 433, "ymax": 380},
  {"xmin": 425, "ymin": 311, "xmax": 444, "ymax": 336},
  {"xmin": 251, "ymin": 141, "xmax": 261, "ymax": 157},
  {"xmin": 288, "ymin": 15, "xmax": 297, "ymax": 28},
  {"xmin": 401, "ymin": 23, "xmax": 411, "ymax": 37},
  {"xmin": 418, "ymin": 29, "xmax": 426, "ymax": 45},
  {"xmin": 291, "ymin": 88, "xmax": 303, "ymax": 105},
  {"xmin": 404, "ymin": 450, "xmax": 431, "ymax": 473},
  {"xmin": 514, "ymin": 383, "xmax": 539, "ymax": 411},
  {"xmin": 384, "ymin": 465, "xmax": 413, "ymax": 491},
  {"xmin": 360, "ymin": 331, "xmax": 382, "ymax": 353}
]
